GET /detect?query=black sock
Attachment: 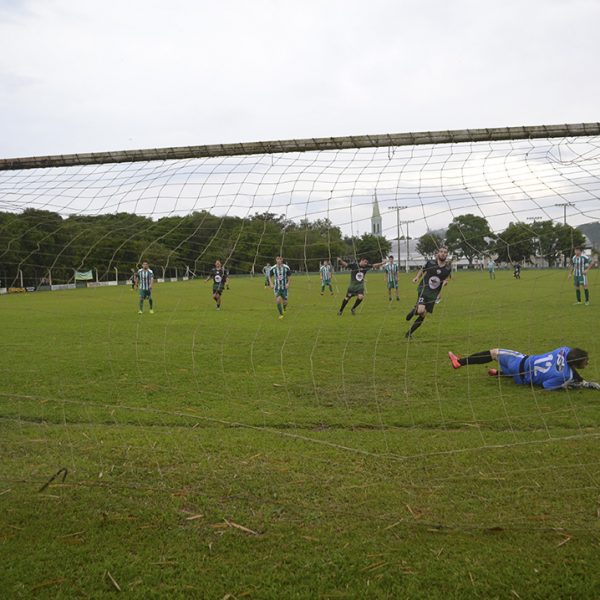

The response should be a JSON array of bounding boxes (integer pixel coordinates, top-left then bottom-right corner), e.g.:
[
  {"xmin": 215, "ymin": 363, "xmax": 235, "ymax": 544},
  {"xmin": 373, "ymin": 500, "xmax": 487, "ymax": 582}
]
[
  {"xmin": 458, "ymin": 351, "xmax": 492, "ymax": 366},
  {"xmin": 406, "ymin": 307, "xmax": 416, "ymax": 321},
  {"xmin": 585, "ymin": 289, "xmax": 589, "ymax": 302},
  {"xmin": 339, "ymin": 298, "xmax": 349, "ymax": 313},
  {"xmin": 352, "ymin": 298, "xmax": 363, "ymax": 310},
  {"xmin": 408, "ymin": 316, "xmax": 424, "ymax": 335},
  {"xmin": 576, "ymin": 289, "xmax": 581, "ymax": 302}
]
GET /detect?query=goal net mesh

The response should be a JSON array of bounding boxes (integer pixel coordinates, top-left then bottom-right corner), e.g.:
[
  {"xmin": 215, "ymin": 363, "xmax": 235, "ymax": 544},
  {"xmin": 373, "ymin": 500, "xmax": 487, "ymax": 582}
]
[{"xmin": 1, "ymin": 129, "xmax": 600, "ymax": 532}]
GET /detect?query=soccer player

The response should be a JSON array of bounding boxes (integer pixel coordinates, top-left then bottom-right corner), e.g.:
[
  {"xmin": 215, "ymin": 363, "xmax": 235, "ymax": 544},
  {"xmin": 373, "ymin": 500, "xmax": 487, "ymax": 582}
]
[
  {"xmin": 134, "ymin": 260, "xmax": 154, "ymax": 314},
  {"xmin": 448, "ymin": 346, "xmax": 600, "ymax": 390},
  {"xmin": 320, "ymin": 259, "xmax": 334, "ymax": 295},
  {"xmin": 263, "ymin": 262, "xmax": 271, "ymax": 287},
  {"xmin": 513, "ymin": 263, "xmax": 521, "ymax": 279},
  {"xmin": 206, "ymin": 259, "xmax": 227, "ymax": 310},
  {"xmin": 487, "ymin": 259, "xmax": 496, "ymax": 280},
  {"xmin": 269, "ymin": 256, "xmax": 291, "ymax": 319},
  {"xmin": 405, "ymin": 247, "xmax": 452, "ymax": 338},
  {"xmin": 337, "ymin": 256, "xmax": 386, "ymax": 316},
  {"xmin": 384, "ymin": 254, "xmax": 400, "ymax": 301},
  {"xmin": 569, "ymin": 246, "xmax": 592, "ymax": 305}
]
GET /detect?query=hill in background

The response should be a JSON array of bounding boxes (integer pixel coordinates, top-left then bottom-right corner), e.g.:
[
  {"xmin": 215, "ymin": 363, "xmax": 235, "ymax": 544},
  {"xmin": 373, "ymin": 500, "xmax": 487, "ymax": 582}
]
[{"xmin": 577, "ymin": 222, "xmax": 600, "ymax": 249}]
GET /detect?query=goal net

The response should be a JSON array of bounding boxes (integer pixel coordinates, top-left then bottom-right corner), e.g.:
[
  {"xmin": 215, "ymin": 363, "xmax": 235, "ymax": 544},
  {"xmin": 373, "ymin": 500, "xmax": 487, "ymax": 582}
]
[{"xmin": 1, "ymin": 123, "xmax": 600, "ymax": 534}]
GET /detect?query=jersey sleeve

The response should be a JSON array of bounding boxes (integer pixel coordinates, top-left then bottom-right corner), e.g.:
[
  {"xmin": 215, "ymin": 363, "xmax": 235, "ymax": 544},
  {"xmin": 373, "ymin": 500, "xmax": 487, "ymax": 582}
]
[{"xmin": 542, "ymin": 375, "xmax": 572, "ymax": 390}]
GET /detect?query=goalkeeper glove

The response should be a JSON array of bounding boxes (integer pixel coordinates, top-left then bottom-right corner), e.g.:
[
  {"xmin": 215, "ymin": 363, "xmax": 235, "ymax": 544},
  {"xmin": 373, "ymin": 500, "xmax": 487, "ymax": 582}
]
[
  {"xmin": 571, "ymin": 380, "xmax": 600, "ymax": 390},
  {"xmin": 582, "ymin": 381, "xmax": 600, "ymax": 390}
]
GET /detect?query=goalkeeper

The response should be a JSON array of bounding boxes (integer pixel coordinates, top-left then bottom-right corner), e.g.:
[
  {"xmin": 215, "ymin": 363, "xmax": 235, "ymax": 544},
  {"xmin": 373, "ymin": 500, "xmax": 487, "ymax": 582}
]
[{"xmin": 448, "ymin": 346, "xmax": 599, "ymax": 390}]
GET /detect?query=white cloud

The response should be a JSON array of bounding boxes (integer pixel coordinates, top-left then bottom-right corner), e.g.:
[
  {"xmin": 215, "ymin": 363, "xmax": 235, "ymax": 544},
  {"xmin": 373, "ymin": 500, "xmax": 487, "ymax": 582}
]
[{"xmin": 1, "ymin": 0, "xmax": 600, "ymax": 157}]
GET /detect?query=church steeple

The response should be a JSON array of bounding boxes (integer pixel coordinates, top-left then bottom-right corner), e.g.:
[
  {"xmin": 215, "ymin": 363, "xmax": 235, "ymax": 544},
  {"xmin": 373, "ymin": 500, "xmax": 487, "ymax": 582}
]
[{"xmin": 371, "ymin": 193, "xmax": 382, "ymax": 236}]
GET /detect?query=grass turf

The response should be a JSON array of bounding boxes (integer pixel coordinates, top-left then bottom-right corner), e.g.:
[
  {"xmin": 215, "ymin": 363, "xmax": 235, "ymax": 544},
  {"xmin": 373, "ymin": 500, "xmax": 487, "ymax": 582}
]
[{"xmin": 1, "ymin": 268, "xmax": 600, "ymax": 598}]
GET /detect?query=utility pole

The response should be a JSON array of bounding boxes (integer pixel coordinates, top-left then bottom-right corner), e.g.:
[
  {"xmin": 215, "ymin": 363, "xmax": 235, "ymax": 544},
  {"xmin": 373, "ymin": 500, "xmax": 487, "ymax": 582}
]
[
  {"xmin": 554, "ymin": 202, "xmax": 576, "ymax": 267},
  {"xmin": 554, "ymin": 202, "xmax": 575, "ymax": 226},
  {"xmin": 526, "ymin": 216, "xmax": 543, "ymax": 261},
  {"xmin": 400, "ymin": 220, "xmax": 416, "ymax": 272},
  {"xmin": 387, "ymin": 205, "xmax": 407, "ymax": 264}
]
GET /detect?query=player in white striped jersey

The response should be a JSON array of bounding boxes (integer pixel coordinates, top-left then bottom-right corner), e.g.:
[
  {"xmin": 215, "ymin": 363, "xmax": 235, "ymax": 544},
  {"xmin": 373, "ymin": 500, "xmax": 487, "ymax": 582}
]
[
  {"xmin": 569, "ymin": 247, "xmax": 593, "ymax": 305},
  {"xmin": 384, "ymin": 255, "xmax": 400, "ymax": 302},
  {"xmin": 320, "ymin": 260, "xmax": 334, "ymax": 295},
  {"xmin": 269, "ymin": 256, "xmax": 292, "ymax": 319},
  {"xmin": 134, "ymin": 261, "xmax": 154, "ymax": 314}
]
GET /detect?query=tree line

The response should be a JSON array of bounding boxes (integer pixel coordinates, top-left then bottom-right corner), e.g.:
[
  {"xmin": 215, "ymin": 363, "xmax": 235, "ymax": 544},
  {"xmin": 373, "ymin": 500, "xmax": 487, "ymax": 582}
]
[
  {"xmin": 416, "ymin": 214, "xmax": 589, "ymax": 266},
  {"xmin": 0, "ymin": 209, "xmax": 391, "ymax": 285}
]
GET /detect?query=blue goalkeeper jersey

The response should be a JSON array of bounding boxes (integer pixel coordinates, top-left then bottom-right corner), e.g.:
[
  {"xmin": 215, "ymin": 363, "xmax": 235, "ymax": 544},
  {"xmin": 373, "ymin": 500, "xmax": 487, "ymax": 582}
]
[{"xmin": 523, "ymin": 347, "xmax": 575, "ymax": 389}]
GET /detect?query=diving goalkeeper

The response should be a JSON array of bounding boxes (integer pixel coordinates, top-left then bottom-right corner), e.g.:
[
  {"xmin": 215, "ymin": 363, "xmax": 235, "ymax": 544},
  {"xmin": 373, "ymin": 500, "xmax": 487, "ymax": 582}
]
[{"xmin": 448, "ymin": 346, "xmax": 599, "ymax": 390}]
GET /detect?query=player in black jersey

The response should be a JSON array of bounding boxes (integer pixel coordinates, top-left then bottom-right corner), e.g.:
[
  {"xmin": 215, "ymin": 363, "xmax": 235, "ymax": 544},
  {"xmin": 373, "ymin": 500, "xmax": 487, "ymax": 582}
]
[
  {"xmin": 405, "ymin": 247, "xmax": 452, "ymax": 338},
  {"xmin": 337, "ymin": 256, "xmax": 387, "ymax": 315},
  {"xmin": 206, "ymin": 260, "xmax": 228, "ymax": 310}
]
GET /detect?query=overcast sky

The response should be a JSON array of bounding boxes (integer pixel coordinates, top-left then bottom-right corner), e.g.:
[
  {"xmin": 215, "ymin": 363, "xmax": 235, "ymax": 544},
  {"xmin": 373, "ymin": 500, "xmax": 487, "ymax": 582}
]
[{"xmin": 1, "ymin": 0, "xmax": 599, "ymax": 159}]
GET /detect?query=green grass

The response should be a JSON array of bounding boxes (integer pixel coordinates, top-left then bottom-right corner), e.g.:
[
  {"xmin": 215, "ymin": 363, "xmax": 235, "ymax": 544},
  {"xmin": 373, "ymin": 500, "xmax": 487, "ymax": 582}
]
[{"xmin": 2, "ymin": 269, "xmax": 600, "ymax": 598}]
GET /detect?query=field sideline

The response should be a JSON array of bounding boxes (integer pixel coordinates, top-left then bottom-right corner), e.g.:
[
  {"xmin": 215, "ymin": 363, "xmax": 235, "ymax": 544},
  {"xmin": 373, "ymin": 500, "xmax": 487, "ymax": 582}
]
[{"xmin": 1, "ymin": 269, "xmax": 600, "ymax": 598}]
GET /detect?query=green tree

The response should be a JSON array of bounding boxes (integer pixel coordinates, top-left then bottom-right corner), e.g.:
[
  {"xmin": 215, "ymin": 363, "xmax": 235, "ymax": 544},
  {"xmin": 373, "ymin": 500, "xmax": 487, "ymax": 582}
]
[
  {"xmin": 348, "ymin": 233, "xmax": 391, "ymax": 263},
  {"xmin": 445, "ymin": 214, "xmax": 493, "ymax": 265},
  {"xmin": 555, "ymin": 223, "xmax": 587, "ymax": 267},
  {"xmin": 416, "ymin": 232, "xmax": 444, "ymax": 258},
  {"xmin": 494, "ymin": 222, "xmax": 536, "ymax": 263}
]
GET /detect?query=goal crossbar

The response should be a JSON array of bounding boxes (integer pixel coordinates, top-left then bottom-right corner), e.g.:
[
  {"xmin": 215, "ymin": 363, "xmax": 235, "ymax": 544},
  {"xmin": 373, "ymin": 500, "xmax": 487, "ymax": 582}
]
[{"xmin": 1, "ymin": 122, "xmax": 599, "ymax": 171}]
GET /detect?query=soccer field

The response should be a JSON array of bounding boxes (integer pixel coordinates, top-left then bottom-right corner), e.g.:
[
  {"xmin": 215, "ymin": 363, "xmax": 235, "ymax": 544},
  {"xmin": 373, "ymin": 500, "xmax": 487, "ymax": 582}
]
[{"xmin": 1, "ymin": 269, "xmax": 600, "ymax": 598}]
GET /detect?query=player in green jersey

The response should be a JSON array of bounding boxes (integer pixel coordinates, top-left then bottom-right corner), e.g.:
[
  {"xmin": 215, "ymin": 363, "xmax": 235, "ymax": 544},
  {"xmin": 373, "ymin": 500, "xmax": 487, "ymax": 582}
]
[
  {"xmin": 206, "ymin": 259, "xmax": 228, "ymax": 310},
  {"xmin": 320, "ymin": 260, "xmax": 334, "ymax": 295},
  {"xmin": 337, "ymin": 256, "xmax": 387, "ymax": 316},
  {"xmin": 134, "ymin": 261, "xmax": 154, "ymax": 314},
  {"xmin": 269, "ymin": 256, "xmax": 292, "ymax": 319},
  {"xmin": 384, "ymin": 255, "xmax": 400, "ymax": 302},
  {"xmin": 569, "ymin": 247, "xmax": 593, "ymax": 305}
]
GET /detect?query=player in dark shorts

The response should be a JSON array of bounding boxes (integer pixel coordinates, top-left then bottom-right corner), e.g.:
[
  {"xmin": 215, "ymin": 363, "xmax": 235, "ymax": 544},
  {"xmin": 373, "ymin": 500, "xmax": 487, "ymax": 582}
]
[
  {"xmin": 405, "ymin": 247, "xmax": 452, "ymax": 338},
  {"xmin": 337, "ymin": 256, "xmax": 386, "ymax": 316},
  {"xmin": 513, "ymin": 263, "xmax": 521, "ymax": 279},
  {"xmin": 447, "ymin": 346, "xmax": 599, "ymax": 390},
  {"xmin": 206, "ymin": 259, "xmax": 228, "ymax": 310}
]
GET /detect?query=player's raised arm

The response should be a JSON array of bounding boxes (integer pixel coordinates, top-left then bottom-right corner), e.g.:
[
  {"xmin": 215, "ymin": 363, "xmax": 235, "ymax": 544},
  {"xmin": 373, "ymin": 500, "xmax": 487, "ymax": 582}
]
[
  {"xmin": 337, "ymin": 257, "xmax": 348, "ymax": 269},
  {"xmin": 412, "ymin": 267, "xmax": 424, "ymax": 284},
  {"xmin": 371, "ymin": 258, "xmax": 387, "ymax": 269}
]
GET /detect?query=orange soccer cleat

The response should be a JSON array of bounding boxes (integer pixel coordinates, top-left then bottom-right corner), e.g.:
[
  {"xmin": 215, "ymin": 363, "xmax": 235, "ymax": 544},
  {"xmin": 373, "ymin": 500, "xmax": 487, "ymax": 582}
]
[{"xmin": 448, "ymin": 351, "xmax": 462, "ymax": 369}]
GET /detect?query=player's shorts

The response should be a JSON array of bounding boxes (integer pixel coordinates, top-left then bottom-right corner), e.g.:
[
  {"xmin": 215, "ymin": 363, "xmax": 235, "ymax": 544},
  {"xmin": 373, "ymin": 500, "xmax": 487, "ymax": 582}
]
[
  {"xmin": 212, "ymin": 285, "xmax": 225, "ymax": 294},
  {"xmin": 346, "ymin": 284, "xmax": 365, "ymax": 297},
  {"xmin": 574, "ymin": 275, "xmax": 587, "ymax": 287},
  {"xmin": 274, "ymin": 288, "xmax": 288, "ymax": 300},
  {"xmin": 417, "ymin": 288, "xmax": 439, "ymax": 313},
  {"xmin": 497, "ymin": 349, "xmax": 528, "ymax": 383},
  {"xmin": 387, "ymin": 280, "xmax": 398, "ymax": 290},
  {"xmin": 139, "ymin": 289, "xmax": 152, "ymax": 300},
  {"xmin": 321, "ymin": 279, "xmax": 332, "ymax": 286}
]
